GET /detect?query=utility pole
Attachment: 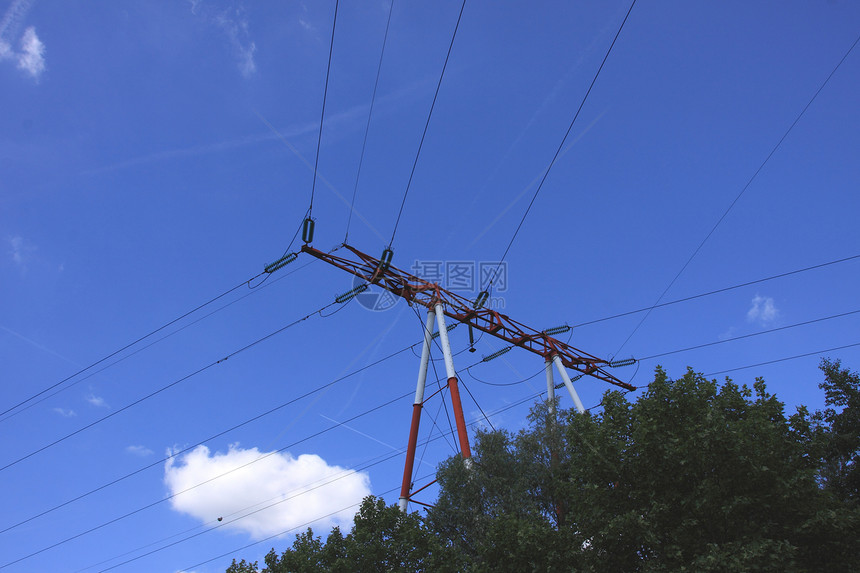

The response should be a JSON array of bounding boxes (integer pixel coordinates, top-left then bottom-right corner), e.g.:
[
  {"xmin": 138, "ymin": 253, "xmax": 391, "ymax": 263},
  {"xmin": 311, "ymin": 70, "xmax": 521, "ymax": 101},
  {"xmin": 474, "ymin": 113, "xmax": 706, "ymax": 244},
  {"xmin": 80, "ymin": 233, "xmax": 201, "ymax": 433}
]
[{"xmin": 300, "ymin": 243, "xmax": 634, "ymax": 511}]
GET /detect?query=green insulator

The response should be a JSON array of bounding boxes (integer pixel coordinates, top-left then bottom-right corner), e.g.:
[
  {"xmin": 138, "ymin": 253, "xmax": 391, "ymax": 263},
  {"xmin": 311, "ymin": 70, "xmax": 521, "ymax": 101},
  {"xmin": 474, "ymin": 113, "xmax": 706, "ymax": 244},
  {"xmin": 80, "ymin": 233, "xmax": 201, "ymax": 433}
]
[
  {"xmin": 481, "ymin": 346, "xmax": 512, "ymax": 362},
  {"xmin": 609, "ymin": 358, "xmax": 637, "ymax": 368},
  {"xmin": 301, "ymin": 218, "xmax": 315, "ymax": 244},
  {"xmin": 264, "ymin": 252, "xmax": 298, "ymax": 274},
  {"xmin": 379, "ymin": 248, "xmax": 393, "ymax": 272},
  {"xmin": 544, "ymin": 325, "xmax": 571, "ymax": 336},
  {"xmin": 473, "ymin": 291, "xmax": 489, "ymax": 309},
  {"xmin": 430, "ymin": 322, "xmax": 458, "ymax": 340},
  {"xmin": 335, "ymin": 283, "xmax": 368, "ymax": 303},
  {"xmin": 555, "ymin": 374, "xmax": 584, "ymax": 390}
]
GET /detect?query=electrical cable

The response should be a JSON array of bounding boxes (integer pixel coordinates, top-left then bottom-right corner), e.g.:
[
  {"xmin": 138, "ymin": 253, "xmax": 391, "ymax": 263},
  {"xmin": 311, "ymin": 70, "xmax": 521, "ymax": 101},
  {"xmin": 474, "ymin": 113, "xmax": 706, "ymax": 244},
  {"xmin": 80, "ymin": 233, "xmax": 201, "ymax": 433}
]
[
  {"xmin": 0, "ymin": 297, "xmax": 342, "ymax": 474},
  {"xmin": 0, "ymin": 341, "xmax": 415, "ymax": 536},
  {"xmin": 570, "ymin": 252, "xmax": 860, "ymax": 329},
  {"xmin": 0, "ymin": 256, "xmax": 317, "ymax": 425},
  {"xmin": 308, "ymin": 0, "xmax": 340, "ymax": 218},
  {"xmin": 637, "ymin": 308, "xmax": 860, "ymax": 362},
  {"xmin": 481, "ymin": 0, "xmax": 637, "ymax": 290},
  {"xmin": 344, "ymin": 0, "xmax": 395, "ymax": 243},
  {"xmin": 388, "ymin": 0, "xmax": 466, "ymax": 248},
  {"xmin": 0, "ymin": 272, "xmax": 265, "ymax": 420},
  {"xmin": 612, "ymin": 30, "xmax": 860, "ymax": 357},
  {"xmin": 458, "ymin": 377, "xmax": 495, "ymax": 431},
  {"xmin": 704, "ymin": 341, "xmax": 860, "ymax": 377},
  {"xmin": 0, "ymin": 387, "xmax": 413, "ymax": 570}
]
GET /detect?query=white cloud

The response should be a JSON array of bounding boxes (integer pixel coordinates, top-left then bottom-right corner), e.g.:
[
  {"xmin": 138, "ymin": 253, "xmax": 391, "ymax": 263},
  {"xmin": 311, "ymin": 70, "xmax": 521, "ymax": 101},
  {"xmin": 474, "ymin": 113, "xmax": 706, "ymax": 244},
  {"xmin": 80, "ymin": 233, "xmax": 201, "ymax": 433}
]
[
  {"xmin": 188, "ymin": 2, "xmax": 256, "ymax": 78},
  {"xmin": 52, "ymin": 407, "xmax": 76, "ymax": 417},
  {"xmin": 126, "ymin": 445, "xmax": 154, "ymax": 457},
  {"xmin": 164, "ymin": 444, "xmax": 371, "ymax": 540},
  {"xmin": 86, "ymin": 394, "xmax": 109, "ymax": 408},
  {"xmin": 0, "ymin": 1, "xmax": 45, "ymax": 81},
  {"xmin": 16, "ymin": 26, "xmax": 44, "ymax": 79},
  {"xmin": 214, "ymin": 10, "xmax": 256, "ymax": 77},
  {"xmin": 747, "ymin": 295, "xmax": 779, "ymax": 326},
  {"xmin": 8, "ymin": 235, "xmax": 28, "ymax": 264}
]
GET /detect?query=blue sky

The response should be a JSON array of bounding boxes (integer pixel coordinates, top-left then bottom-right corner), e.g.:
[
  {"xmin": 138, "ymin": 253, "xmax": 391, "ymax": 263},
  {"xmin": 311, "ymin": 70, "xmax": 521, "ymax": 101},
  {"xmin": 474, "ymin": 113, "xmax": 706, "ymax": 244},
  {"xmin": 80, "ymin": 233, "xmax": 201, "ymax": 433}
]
[{"xmin": 2, "ymin": 0, "xmax": 859, "ymax": 571}]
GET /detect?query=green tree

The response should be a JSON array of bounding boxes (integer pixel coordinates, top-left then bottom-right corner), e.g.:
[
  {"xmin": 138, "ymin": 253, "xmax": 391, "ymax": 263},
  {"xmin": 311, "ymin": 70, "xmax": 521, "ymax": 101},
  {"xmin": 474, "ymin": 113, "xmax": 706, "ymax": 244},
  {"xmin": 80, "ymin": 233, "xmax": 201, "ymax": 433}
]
[
  {"xmin": 816, "ymin": 358, "xmax": 860, "ymax": 501},
  {"xmin": 430, "ymin": 367, "xmax": 860, "ymax": 572},
  {"xmin": 227, "ymin": 496, "xmax": 457, "ymax": 573},
  {"xmin": 229, "ymin": 365, "xmax": 860, "ymax": 572}
]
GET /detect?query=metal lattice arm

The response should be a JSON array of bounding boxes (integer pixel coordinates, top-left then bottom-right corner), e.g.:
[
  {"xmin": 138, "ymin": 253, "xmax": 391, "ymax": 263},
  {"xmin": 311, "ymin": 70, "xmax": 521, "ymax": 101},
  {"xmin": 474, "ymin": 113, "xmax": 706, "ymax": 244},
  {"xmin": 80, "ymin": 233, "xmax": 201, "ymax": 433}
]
[{"xmin": 301, "ymin": 244, "xmax": 634, "ymax": 391}]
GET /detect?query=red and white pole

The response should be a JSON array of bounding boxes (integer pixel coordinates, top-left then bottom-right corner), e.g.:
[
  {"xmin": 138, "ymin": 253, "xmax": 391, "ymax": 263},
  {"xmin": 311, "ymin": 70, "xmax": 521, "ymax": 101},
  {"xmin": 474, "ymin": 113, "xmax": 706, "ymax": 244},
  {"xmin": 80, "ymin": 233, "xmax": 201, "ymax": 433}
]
[
  {"xmin": 435, "ymin": 303, "xmax": 472, "ymax": 462},
  {"xmin": 552, "ymin": 354, "xmax": 586, "ymax": 414},
  {"xmin": 399, "ymin": 307, "xmax": 436, "ymax": 512}
]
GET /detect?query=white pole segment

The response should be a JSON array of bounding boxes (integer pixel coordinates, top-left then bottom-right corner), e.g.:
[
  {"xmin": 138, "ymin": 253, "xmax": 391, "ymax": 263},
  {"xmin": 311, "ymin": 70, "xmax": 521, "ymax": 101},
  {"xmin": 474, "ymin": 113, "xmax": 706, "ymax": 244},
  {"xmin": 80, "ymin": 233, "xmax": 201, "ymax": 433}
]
[
  {"xmin": 552, "ymin": 354, "xmax": 586, "ymax": 414},
  {"xmin": 414, "ymin": 308, "xmax": 436, "ymax": 405},
  {"xmin": 545, "ymin": 358, "xmax": 556, "ymax": 416},
  {"xmin": 434, "ymin": 304, "xmax": 457, "ymax": 380}
]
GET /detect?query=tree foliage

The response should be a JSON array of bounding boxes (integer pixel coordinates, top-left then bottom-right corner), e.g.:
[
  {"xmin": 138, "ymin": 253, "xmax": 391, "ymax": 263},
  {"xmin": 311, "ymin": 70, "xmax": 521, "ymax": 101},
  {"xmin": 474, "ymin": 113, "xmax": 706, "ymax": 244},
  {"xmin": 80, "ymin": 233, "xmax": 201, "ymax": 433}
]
[{"xmin": 228, "ymin": 362, "xmax": 860, "ymax": 572}]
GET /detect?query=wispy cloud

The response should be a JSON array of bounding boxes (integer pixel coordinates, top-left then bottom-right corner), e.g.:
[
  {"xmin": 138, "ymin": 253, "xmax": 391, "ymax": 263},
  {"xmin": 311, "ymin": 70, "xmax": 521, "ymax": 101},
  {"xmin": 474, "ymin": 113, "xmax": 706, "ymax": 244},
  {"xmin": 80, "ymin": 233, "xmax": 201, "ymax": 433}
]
[
  {"xmin": 7, "ymin": 235, "xmax": 33, "ymax": 266},
  {"xmin": 0, "ymin": 324, "xmax": 80, "ymax": 365},
  {"xmin": 187, "ymin": 1, "xmax": 256, "ymax": 78},
  {"xmin": 164, "ymin": 444, "xmax": 370, "ymax": 539},
  {"xmin": 126, "ymin": 444, "xmax": 154, "ymax": 457},
  {"xmin": 86, "ymin": 394, "xmax": 109, "ymax": 408},
  {"xmin": 747, "ymin": 294, "xmax": 780, "ymax": 326},
  {"xmin": 16, "ymin": 25, "xmax": 43, "ymax": 78},
  {"xmin": 52, "ymin": 407, "xmax": 76, "ymax": 418},
  {"xmin": 0, "ymin": 1, "xmax": 45, "ymax": 80}
]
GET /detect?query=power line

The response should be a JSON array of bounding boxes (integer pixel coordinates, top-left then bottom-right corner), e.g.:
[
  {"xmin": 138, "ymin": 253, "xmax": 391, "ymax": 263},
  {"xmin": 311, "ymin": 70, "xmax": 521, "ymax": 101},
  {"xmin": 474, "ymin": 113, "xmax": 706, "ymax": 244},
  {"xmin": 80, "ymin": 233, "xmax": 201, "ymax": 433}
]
[
  {"xmin": 704, "ymin": 341, "xmax": 860, "ymax": 377},
  {"xmin": 482, "ymin": 0, "xmax": 637, "ymax": 290},
  {"xmin": 0, "ymin": 255, "xmax": 316, "ymax": 425},
  {"xmin": 134, "ymin": 385, "xmax": 570, "ymax": 572},
  {"xmin": 613, "ymin": 30, "xmax": 860, "ymax": 357},
  {"xmin": 344, "ymin": 0, "xmax": 395, "ymax": 243},
  {"xmin": 638, "ymin": 308, "xmax": 860, "ymax": 362},
  {"xmin": 0, "ymin": 341, "xmax": 414, "ymax": 535},
  {"xmin": 571, "ymin": 252, "xmax": 860, "ymax": 328},
  {"xmin": 0, "ymin": 296, "xmax": 341, "ymax": 474},
  {"xmin": 388, "ymin": 0, "xmax": 467, "ymax": 248},
  {"xmin": 0, "ymin": 272, "xmax": 264, "ymax": 420},
  {"xmin": 0, "ymin": 387, "xmax": 413, "ymax": 570},
  {"xmin": 308, "ymin": 0, "xmax": 340, "ymax": 218}
]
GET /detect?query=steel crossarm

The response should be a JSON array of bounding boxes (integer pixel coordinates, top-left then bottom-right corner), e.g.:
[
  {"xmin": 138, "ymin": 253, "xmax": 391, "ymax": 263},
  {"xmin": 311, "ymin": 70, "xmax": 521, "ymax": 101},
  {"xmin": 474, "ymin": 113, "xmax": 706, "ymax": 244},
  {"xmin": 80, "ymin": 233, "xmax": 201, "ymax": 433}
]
[{"xmin": 301, "ymin": 243, "xmax": 634, "ymax": 391}]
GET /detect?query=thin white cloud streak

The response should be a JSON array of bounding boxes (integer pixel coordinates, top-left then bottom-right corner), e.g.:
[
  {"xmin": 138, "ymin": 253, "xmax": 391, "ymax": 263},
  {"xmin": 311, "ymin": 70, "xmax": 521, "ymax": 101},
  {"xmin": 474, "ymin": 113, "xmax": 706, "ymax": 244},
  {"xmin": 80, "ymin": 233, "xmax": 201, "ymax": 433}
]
[
  {"xmin": 0, "ymin": 0, "xmax": 33, "ymax": 40},
  {"xmin": 164, "ymin": 444, "xmax": 371, "ymax": 540},
  {"xmin": 0, "ymin": 324, "xmax": 80, "ymax": 366},
  {"xmin": 82, "ymin": 76, "xmax": 429, "ymax": 176},
  {"xmin": 52, "ymin": 407, "xmax": 76, "ymax": 417},
  {"xmin": 126, "ymin": 444, "xmax": 154, "ymax": 456}
]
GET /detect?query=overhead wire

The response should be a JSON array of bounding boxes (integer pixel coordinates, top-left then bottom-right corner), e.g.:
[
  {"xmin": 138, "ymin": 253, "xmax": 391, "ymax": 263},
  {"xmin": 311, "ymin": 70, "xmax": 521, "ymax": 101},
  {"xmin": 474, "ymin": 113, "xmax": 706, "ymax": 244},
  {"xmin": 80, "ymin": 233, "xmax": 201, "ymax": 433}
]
[
  {"xmin": 388, "ymin": 0, "xmax": 467, "ymax": 248},
  {"xmin": 612, "ymin": 30, "xmax": 860, "ymax": 357},
  {"xmin": 0, "ymin": 341, "xmax": 415, "ymax": 535},
  {"xmin": 0, "ymin": 387, "xmax": 414, "ymax": 570},
  {"xmin": 637, "ymin": 308, "xmax": 860, "ymax": 362},
  {"xmin": 570, "ymin": 252, "xmax": 860, "ymax": 329},
  {"xmin": 109, "ymin": 379, "xmax": 594, "ymax": 572},
  {"xmin": 0, "ymin": 271, "xmax": 265, "ymax": 420},
  {"xmin": 344, "ymin": 0, "xmax": 396, "ymax": 243},
  {"xmin": 307, "ymin": 0, "xmax": 340, "ymax": 219},
  {"xmin": 0, "ymin": 254, "xmax": 317, "ymax": 425},
  {"xmin": 704, "ymin": 341, "xmax": 860, "ymax": 377},
  {"xmin": 481, "ymin": 0, "xmax": 637, "ymax": 291},
  {"xmin": 0, "ymin": 295, "xmax": 343, "ymax": 474}
]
